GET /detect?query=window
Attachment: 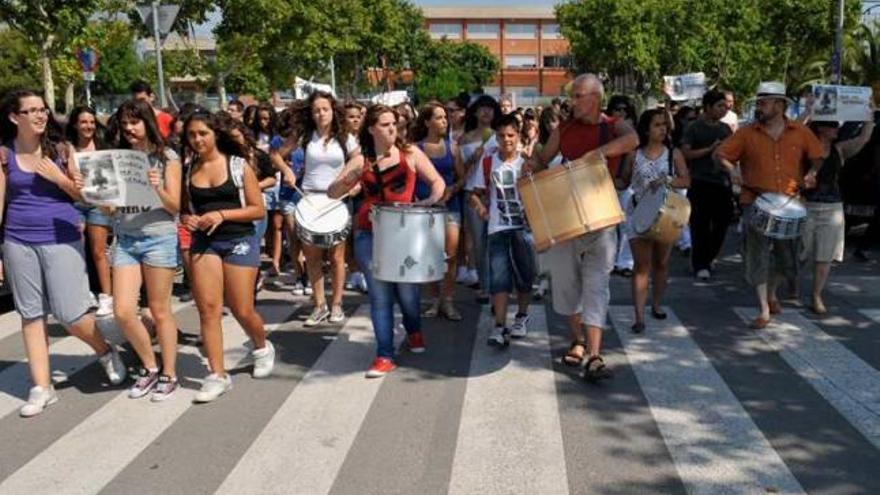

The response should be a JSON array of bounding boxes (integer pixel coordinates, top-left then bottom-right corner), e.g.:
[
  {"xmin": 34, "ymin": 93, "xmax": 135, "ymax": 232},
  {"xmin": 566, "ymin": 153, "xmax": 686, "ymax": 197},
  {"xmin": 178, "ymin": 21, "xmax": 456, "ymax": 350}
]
[
  {"xmin": 543, "ymin": 55, "xmax": 571, "ymax": 68},
  {"xmin": 505, "ymin": 55, "xmax": 537, "ymax": 68},
  {"xmin": 542, "ymin": 23, "xmax": 562, "ymax": 39},
  {"xmin": 506, "ymin": 23, "xmax": 536, "ymax": 39},
  {"xmin": 508, "ymin": 86, "xmax": 539, "ymax": 98},
  {"xmin": 467, "ymin": 23, "xmax": 499, "ymax": 39},
  {"xmin": 429, "ymin": 23, "xmax": 461, "ymax": 39}
]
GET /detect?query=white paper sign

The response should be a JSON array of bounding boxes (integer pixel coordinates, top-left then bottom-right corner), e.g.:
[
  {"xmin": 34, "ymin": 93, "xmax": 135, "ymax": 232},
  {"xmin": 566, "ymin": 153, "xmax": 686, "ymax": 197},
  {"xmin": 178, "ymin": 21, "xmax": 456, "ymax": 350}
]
[
  {"xmin": 811, "ymin": 85, "xmax": 873, "ymax": 122},
  {"xmin": 663, "ymin": 72, "xmax": 707, "ymax": 102},
  {"xmin": 76, "ymin": 150, "xmax": 161, "ymax": 211}
]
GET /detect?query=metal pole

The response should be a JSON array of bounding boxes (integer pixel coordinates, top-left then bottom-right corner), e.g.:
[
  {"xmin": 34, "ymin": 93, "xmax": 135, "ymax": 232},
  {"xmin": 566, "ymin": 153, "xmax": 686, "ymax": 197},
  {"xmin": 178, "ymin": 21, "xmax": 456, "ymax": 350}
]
[
  {"xmin": 330, "ymin": 56, "xmax": 336, "ymax": 96},
  {"xmin": 833, "ymin": 0, "xmax": 845, "ymax": 84},
  {"xmin": 152, "ymin": 1, "xmax": 168, "ymax": 107},
  {"xmin": 85, "ymin": 80, "xmax": 92, "ymax": 108}
]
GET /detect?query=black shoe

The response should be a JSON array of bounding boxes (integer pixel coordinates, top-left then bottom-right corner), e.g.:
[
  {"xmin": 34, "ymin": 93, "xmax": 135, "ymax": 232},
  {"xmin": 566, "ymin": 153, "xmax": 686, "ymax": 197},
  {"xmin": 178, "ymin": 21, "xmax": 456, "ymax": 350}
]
[
  {"xmin": 631, "ymin": 322, "xmax": 646, "ymax": 333},
  {"xmin": 619, "ymin": 268, "xmax": 633, "ymax": 278},
  {"xmin": 651, "ymin": 308, "xmax": 667, "ymax": 320}
]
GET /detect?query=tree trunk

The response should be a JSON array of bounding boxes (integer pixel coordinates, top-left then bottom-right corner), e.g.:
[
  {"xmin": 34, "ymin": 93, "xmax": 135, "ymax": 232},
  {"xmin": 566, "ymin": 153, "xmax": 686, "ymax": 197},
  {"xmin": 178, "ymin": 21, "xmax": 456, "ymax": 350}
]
[
  {"xmin": 64, "ymin": 83, "xmax": 75, "ymax": 113},
  {"xmin": 217, "ymin": 74, "xmax": 228, "ymax": 110},
  {"xmin": 41, "ymin": 50, "xmax": 55, "ymax": 113}
]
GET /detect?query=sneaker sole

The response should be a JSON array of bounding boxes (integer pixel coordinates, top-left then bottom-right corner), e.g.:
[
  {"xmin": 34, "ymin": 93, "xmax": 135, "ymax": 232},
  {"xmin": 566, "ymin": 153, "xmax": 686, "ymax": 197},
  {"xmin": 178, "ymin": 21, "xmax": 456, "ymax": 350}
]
[
  {"xmin": 409, "ymin": 347, "xmax": 426, "ymax": 354},
  {"xmin": 20, "ymin": 395, "xmax": 59, "ymax": 417},
  {"xmin": 128, "ymin": 384, "xmax": 158, "ymax": 399},
  {"xmin": 365, "ymin": 369, "xmax": 395, "ymax": 379},
  {"xmin": 487, "ymin": 338, "xmax": 510, "ymax": 348},
  {"xmin": 193, "ymin": 384, "xmax": 232, "ymax": 403},
  {"xmin": 150, "ymin": 388, "xmax": 178, "ymax": 402}
]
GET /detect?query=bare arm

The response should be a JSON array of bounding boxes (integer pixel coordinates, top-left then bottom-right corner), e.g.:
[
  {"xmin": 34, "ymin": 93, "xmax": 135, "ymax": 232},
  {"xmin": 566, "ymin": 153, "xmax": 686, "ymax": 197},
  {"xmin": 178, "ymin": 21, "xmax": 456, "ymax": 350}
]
[
  {"xmin": 837, "ymin": 121, "xmax": 875, "ymax": 161},
  {"xmin": 197, "ymin": 163, "xmax": 266, "ymax": 233},
  {"xmin": 670, "ymin": 149, "xmax": 690, "ymax": 189},
  {"xmin": 152, "ymin": 159, "xmax": 182, "ymax": 215},
  {"xmin": 534, "ymin": 127, "xmax": 561, "ymax": 172},
  {"xmin": 327, "ymin": 154, "xmax": 365, "ymax": 199},
  {"xmin": 411, "ymin": 147, "xmax": 445, "ymax": 205},
  {"xmin": 601, "ymin": 119, "xmax": 639, "ymax": 158},
  {"xmin": 617, "ymin": 152, "xmax": 634, "ymax": 189}
]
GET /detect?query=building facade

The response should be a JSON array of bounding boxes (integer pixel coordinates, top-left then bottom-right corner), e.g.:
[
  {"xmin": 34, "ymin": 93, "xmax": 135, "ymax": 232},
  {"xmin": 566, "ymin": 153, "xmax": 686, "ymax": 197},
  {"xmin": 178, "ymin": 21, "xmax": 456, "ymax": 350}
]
[{"xmin": 423, "ymin": 6, "xmax": 572, "ymax": 103}]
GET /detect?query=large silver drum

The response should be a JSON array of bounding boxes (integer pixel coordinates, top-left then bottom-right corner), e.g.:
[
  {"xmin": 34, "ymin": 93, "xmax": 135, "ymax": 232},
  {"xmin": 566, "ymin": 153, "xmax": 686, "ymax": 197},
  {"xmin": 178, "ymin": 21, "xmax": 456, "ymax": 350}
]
[
  {"xmin": 750, "ymin": 192, "xmax": 807, "ymax": 239},
  {"xmin": 294, "ymin": 193, "xmax": 351, "ymax": 248},
  {"xmin": 371, "ymin": 204, "xmax": 447, "ymax": 283}
]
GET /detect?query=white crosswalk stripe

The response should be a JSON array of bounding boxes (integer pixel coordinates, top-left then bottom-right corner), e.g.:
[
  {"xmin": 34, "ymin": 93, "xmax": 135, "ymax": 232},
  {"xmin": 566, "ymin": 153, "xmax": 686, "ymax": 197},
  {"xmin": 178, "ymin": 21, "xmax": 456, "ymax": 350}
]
[
  {"xmin": 734, "ymin": 307, "xmax": 880, "ymax": 450},
  {"xmin": 610, "ymin": 306, "xmax": 805, "ymax": 495}
]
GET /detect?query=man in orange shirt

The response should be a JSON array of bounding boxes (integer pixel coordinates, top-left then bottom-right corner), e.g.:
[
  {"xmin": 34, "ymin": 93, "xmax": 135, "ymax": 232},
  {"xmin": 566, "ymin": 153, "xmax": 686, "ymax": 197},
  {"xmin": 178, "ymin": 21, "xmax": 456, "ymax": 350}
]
[
  {"xmin": 715, "ymin": 82, "xmax": 823, "ymax": 329},
  {"xmin": 130, "ymin": 80, "xmax": 174, "ymax": 139}
]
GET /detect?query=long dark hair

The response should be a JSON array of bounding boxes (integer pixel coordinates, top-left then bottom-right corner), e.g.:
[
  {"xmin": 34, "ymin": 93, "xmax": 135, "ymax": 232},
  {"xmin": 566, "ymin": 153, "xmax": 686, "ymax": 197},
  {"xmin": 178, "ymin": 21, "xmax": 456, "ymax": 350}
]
[
  {"xmin": 636, "ymin": 108, "xmax": 670, "ymax": 148},
  {"xmin": 114, "ymin": 99, "xmax": 165, "ymax": 155},
  {"xmin": 412, "ymin": 101, "xmax": 448, "ymax": 143},
  {"xmin": 606, "ymin": 95, "xmax": 637, "ymax": 124},
  {"xmin": 298, "ymin": 91, "xmax": 349, "ymax": 154},
  {"xmin": 0, "ymin": 89, "xmax": 62, "ymax": 160},
  {"xmin": 65, "ymin": 106, "xmax": 105, "ymax": 150},
  {"xmin": 251, "ymin": 103, "xmax": 277, "ymax": 138},
  {"xmin": 359, "ymin": 104, "xmax": 410, "ymax": 161},
  {"xmin": 464, "ymin": 95, "xmax": 502, "ymax": 133},
  {"xmin": 183, "ymin": 111, "xmax": 250, "ymax": 162},
  {"xmin": 538, "ymin": 106, "xmax": 561, "ymax": 145}
]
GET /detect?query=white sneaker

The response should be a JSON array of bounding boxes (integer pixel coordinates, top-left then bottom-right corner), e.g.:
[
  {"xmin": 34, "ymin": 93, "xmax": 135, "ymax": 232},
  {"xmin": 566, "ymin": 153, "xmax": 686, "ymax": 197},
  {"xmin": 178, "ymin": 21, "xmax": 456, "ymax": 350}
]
[
  {"xmin": 303, "ymin": 282, "xmax": 314, "ymax": 296},
  {"xmin": 487, "ymin": 326, "xmax": 510, "ymax": 347},
  {"xmin": 345, "ymin": 274, "xmax": 356, "ymax": 290},
  {"xmin": 510, "ymin": 313, "xmax": 530, "ymax": 338},
  {"xmin": 88, "ymin": 292, "xmax": 99, "ymax": 309},
  {"xmin": 251, "ymin": 341, "xmax": 275, "ymax": 379},
  {"xmin": 329, "ymin": 305, "xmax": 345, "ymax": 323},
  {"xmin": 456, "ymin": 266, "xmax": 470, "ymax": 284},
  {"xmin": 95, "ymin": 293, "xmax": 114, "ymax": 318},
  {"xmin": 291, "ymin": 281, "xmax": 305, "ymax": 296},
  {"xmin": 20, "ymin": 385, "xmax": 58, "ymax": 417},
  {"xmin": 353, "ymin": 272, "xmax": 368, "ymax": 293},
  {"xmin": 696, "ymin": 269, "xmax": 711, "ymax": 281},
  {"xmin": 98, "ymin": 345, "xmax": 126, "ymax": 385},
  {"xmin": 194, "ymin": 373, "xmax": 232, "ymax": 403}
]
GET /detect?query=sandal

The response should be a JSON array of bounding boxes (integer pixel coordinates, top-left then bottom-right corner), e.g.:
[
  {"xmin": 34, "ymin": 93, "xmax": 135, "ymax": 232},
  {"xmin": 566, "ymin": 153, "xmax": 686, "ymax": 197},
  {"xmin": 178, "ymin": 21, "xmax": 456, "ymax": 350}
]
[
  {"xmin": 631, "ymin": 322, "xmax": 646, "ymax": 334},
  {"xmin": 583, "ymin": 356, "xmax": 612, "ymax": 383},
  {"xmin": 563, "ymin": 341, "xmax": 586, "ymax": 366},
  {"xmin": 651, "ymin": 308, "xmax": 667, "ymax": 320},
  {"xmin": 749, "ymin": 316, "xmax": 770, "ymax": 329}
]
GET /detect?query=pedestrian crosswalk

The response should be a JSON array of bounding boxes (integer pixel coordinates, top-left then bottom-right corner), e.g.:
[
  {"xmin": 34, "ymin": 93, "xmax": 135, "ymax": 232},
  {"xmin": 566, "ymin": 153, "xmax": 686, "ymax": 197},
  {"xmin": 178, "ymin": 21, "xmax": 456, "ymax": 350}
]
[{"xmin": 0, "ymin": 296, "xmax": 879, "ymax": 494}]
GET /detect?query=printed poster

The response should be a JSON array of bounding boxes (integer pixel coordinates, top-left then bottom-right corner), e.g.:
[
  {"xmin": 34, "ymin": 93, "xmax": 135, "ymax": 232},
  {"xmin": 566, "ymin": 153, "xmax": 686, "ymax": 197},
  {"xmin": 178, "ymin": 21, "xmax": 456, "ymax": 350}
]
[
  {"xmin": 811, "ymin": 85, "xmax": 874, "ymax": 122},
  {"xmin": 663, "ymin": 72, "xmax": 707, "ymax": 102},
  {"xmin": 75, "ymin": 149, "xmax": 161, "ymax": 212}
]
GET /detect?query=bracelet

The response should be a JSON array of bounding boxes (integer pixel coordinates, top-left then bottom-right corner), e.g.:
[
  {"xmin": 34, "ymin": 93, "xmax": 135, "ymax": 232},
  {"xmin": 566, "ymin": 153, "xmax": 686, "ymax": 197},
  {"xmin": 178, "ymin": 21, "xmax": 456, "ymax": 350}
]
[{"xmin": 218, "ymin": 210, "xmax": 225, "ymax": 221}]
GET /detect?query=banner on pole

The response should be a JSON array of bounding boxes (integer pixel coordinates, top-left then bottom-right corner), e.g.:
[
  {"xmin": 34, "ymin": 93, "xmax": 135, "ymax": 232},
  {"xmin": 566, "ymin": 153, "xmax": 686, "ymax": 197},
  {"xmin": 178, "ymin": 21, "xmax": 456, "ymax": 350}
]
[
  {"xmin": 811, "ymin": 85, "xmax": 874, "ymax": 122},
  {"xmin": 663, "ymin": 72, "xmax": 707, "ymax": 102},
  {"xmin": 75, "ymin": 150, "xmax": 162, "ymax": 211}
]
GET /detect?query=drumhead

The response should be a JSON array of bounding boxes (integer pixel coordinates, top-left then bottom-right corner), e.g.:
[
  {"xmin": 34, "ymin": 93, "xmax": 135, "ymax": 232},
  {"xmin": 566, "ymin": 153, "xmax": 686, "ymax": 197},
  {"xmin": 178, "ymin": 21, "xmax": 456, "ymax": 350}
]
[
  {"xmin": 632, "ymin": 187, "xmax": 666, "ymax": 234},
  {"xmin": 755, "ymin": 193, "xmax": 806, "ymax": 219},
  {"xmin": 374, "ymin": 203, "xmax": 447, "ymax": 215},
  {"xmin": 294, "ymin": 194, "xmax": 350, "ymax": 234}
]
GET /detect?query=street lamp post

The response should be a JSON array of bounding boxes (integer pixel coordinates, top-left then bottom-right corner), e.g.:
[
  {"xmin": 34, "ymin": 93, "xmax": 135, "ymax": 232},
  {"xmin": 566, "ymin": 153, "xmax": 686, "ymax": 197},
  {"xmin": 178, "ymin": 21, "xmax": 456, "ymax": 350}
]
[
  {"xmin": 833, "ymin": 0, "xmax": 845, "ymax": 84},
  {"xmin": 151, "ymin": 1, "xmax": 168, "ymax": 108}
]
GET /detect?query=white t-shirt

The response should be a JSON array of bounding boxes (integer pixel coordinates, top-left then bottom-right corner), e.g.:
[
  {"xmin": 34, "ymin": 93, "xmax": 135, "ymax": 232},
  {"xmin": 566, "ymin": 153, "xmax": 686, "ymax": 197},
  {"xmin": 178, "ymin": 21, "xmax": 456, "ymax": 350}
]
[
  {"xmin": 471, "ymin": 152, "xmax": 526, "ymax": 235},
  {"xmin": 301, "ymin": 131, "xmax": 360, "ymax": 191},
  {"xmin": 721, "ymin": 110, "xmax": 739, "ymax": 132},
  {"xmin": 463, "ymin": 134, "xmax": 497, "ymax": 191}
]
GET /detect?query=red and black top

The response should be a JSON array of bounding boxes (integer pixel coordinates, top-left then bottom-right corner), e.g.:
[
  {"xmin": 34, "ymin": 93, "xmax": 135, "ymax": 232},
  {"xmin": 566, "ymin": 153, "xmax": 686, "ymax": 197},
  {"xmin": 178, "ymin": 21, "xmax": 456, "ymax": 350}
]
[
  {"xmin": 355, "ymin": 150, "xmax": 417, "ymax": 231},
  {"xmin": 559, "ymin": 114, "xmax": 621, "ymax": 177}
]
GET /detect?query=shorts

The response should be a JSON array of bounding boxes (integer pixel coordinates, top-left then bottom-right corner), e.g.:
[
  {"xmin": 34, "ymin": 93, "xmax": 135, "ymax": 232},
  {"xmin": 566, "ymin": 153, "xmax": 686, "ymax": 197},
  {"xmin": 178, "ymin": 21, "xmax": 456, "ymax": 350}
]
[
  {"xmin": 800, "ymin": 202, "xmax": 844, "ymax": 263},
  {"xmin": 487, "ymin": 229, "xmax": 537, "ymax": 295},
  {"xmin": 76, "ymin": 204, "xmax": 112, "ymax": 228},
  {"xmin": 192, "ymin": 233, "xmax": 261, "ymax": 267},
  {"xmin": 545, "ymin": 227, "xmax": 616, "ymax": 329},
  {"xmin": 281, "ymin": 199, "xmax": 300, "ymax": 217},
  {"xmin": 2, "ymin": 240, "xmax": 91, "ymax": 325},
  {"xmin": 263, "ymin": 188, "xmax": 280, "ymax": 211},
  {"xmin": 742, "ymin": 205, "xmax": 797, "ymax": 287},
  {"xmin": 445, "ymin": 210, "xmax": 462, "ymax": 227},
  {"xmin": 114, "ymin": 232, "xmax": 180, "ymax": 269},
  {"xmin": 177, "ymin": 223, "xmax": 192, "ymax": 250}
]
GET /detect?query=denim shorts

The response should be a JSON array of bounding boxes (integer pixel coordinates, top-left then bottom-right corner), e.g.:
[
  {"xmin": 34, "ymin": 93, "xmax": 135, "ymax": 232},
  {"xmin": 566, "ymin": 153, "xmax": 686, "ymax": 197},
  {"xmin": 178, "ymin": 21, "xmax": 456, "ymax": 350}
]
[
  {"xmin": 487, "ymin": 229, "xmax": 537, "ymax": 295},
  {"xmin": 114, "ymin": 232, "xmax": 180, "ymax": 268},
  {"xmin": 192, "ymin": 233, "xmax": 261, "ymax": 267},
  {"xmin": 280, "ymin": 199, "xmax": 300, "ymax": 217},
  {"xmin": 76, "ymin": 204, "xmax": 112, "ymax": 228}
]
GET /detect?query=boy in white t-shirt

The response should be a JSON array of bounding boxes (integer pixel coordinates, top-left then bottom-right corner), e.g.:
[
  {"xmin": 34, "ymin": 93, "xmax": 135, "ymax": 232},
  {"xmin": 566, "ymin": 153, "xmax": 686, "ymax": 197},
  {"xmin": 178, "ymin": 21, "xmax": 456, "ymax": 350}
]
[{"xmin": 469, "ymin": 114, "xmax": 536, "ymax": 347}]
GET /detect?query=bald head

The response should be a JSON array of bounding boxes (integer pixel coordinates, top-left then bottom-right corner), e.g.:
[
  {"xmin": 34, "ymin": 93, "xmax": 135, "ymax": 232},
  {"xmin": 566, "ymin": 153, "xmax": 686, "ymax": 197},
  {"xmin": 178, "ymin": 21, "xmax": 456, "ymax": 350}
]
[{"xmin": 570, "ymin": 73, "xmax": 604, "ymax": 122}]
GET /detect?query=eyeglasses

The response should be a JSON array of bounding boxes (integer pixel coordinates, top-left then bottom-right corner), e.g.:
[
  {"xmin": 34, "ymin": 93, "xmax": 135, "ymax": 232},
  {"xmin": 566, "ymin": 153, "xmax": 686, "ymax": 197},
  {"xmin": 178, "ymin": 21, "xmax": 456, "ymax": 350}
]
[
  {"xmin": 17, "ymin": 107, "xmax": 49, "ymax": 117},
  {"xmin": 612, "ymin": 106, "xmax": 627, "ymax": 112}
]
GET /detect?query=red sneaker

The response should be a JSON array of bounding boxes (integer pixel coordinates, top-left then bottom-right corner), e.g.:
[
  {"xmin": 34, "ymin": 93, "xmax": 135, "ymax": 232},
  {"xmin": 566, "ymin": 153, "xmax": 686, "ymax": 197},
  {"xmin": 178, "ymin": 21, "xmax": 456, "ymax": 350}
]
[
  {"xmin": 406, "ymin": 332, "xmax": 426, "ymax": 354},
  {"xmin": 365, "ymin": 357, "xmax": 396, "ymax": 378}
]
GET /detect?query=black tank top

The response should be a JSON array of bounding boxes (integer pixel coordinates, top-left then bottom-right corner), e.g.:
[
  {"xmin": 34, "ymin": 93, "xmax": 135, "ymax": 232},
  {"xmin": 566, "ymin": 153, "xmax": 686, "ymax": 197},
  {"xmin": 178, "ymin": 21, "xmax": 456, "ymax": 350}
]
[
  {"xmin": 189, "ymin": 158, "xmax": 255, "ymax": 240},
  {"xmin": 803, "ymin": 147, "xmax": 842, "ymax": 204}
]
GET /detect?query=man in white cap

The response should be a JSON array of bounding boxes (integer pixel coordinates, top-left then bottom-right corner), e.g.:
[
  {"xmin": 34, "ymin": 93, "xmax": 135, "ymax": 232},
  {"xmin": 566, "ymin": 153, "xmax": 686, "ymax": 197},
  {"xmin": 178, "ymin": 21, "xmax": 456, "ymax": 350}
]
[{"xmin": 715, "ymin": 81, "xmax": 824, "ymax": 329}]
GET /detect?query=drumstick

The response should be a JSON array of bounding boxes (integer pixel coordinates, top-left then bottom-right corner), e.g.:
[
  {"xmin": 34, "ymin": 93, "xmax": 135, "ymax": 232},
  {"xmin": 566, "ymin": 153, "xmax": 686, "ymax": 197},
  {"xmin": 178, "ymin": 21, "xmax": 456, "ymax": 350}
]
[{"xmin": 292, "ymin": 184, "xmax": 316, "ymax": 207}]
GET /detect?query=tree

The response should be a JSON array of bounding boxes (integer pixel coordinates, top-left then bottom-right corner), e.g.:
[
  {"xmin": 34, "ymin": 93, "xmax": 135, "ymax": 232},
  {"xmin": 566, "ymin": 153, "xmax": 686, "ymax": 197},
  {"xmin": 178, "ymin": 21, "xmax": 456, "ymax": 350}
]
[
  {"xmin": 0, "ymin": 0, "xmax": 106, "ymax": 111},
  {"xmin": 414, "ymin": 39, "xmax": 500, "ymax": 101},
  {"xmin": 0, "ymin": 30, "xmax": 42, "ymax": 97}
]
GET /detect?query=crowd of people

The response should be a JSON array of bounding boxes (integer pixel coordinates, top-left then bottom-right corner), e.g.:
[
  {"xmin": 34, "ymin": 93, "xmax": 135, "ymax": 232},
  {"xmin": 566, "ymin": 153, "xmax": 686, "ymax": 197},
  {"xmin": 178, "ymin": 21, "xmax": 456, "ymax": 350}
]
[{"xmin": 0, "ymin": 73, "xmax": 877, "ymax": 417}]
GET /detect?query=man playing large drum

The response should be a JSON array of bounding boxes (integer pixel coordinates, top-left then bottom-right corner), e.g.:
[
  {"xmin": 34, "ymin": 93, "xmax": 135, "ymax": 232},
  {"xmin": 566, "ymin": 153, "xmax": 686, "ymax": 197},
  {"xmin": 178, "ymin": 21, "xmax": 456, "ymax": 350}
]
[
  {"xmin": 328, "ymin": 105, "xmax": 445, "ymax": 378},
  {"xmin": 715, "ymin": 82, "xmax": 823, "ymax": 329},
  {"xmin": 531, "ymin": 74, "xmax": 638, "ymax": 382}
]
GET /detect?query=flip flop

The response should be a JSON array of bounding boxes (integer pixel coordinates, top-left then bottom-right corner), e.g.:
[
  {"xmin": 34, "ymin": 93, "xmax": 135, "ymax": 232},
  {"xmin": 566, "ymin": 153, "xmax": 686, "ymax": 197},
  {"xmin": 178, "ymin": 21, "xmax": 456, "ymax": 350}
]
[{"xmin": 749, "ymin": 316, "xmax": 770, "ymax": 329}]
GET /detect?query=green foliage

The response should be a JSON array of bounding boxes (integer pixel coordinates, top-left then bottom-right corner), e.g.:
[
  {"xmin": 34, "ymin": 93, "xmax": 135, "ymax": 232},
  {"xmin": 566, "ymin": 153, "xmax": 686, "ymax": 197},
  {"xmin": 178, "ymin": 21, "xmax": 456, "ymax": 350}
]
[
  {"xmin": 414, "ymin": 39, "xmax": 500, "ymax": 100},
  {"xmin": 555, "ymin": 0, "xmax": 862, "ymax": 100},
  {"xmin": 416, "ymin": 67, "xmax": 470, "ymax": 102},
  {"xmin": 0, "ymin": 30, "xmax": 41, "ymax": 96}
]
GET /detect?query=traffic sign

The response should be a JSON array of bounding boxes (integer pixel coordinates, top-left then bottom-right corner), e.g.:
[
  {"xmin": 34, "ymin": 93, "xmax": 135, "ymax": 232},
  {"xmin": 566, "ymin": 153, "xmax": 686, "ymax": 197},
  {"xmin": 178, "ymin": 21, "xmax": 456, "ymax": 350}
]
[
  {"xmin": 136, "ymin": 3, "xmax": 180, "ymax": 36},
  {"xmin": 76, "ymin": 47, "xmax": 100, "ymax": 73}
]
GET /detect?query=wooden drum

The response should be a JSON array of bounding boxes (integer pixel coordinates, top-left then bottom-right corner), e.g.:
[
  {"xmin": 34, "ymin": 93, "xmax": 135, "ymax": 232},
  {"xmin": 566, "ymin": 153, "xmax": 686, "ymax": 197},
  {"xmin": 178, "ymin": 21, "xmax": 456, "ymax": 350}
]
[{"xmin": 517, "ymin": 154, "xmax": 624, "ymax": 252}]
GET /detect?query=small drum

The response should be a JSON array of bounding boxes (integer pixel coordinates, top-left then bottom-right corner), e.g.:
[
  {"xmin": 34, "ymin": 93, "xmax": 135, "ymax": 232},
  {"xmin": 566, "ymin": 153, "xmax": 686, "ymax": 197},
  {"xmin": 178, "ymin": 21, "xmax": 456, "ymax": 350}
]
[
  {"xmin": 517, "ymin": 153, "xmax": 624, "ymax": 252},
  {"xmin": 371, "ymin": 204, "xmax": 446, "ymax": 283},
  {"xmin": 632, "ymin": 186, "xmax": 691, "ymax": 244},
  {"xmin": 750, "ymin": 193, "xmax": 807, "ymax": 240},
  {"xmin": 294, "ymin": 193, "xmax": 351, "ymax": 248}
]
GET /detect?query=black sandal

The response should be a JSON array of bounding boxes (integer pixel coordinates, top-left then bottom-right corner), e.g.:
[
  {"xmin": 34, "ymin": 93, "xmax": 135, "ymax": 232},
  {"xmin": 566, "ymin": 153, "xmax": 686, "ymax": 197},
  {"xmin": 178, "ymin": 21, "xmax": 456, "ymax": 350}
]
[
  {"xmin": 562, "ymin": 341, "xmax": 586, "ymax": 366},
  {"xmin": 631, "ymin": 322, "xmax": 646, "ymax": 333},
  {"xmin": 583, "ymin": 356, "xmax": 612, "ymax": 383},
  {"xmin": 651, "ymin": 308, "xmax": 667, "ymax": 320}
]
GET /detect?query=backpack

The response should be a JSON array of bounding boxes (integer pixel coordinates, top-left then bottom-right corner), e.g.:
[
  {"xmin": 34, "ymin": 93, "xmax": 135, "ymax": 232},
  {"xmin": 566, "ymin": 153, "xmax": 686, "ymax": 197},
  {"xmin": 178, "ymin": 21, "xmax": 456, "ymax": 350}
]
[{"xmin": 185, "ymin": 155, "xmax": 247, "ymax": 214}]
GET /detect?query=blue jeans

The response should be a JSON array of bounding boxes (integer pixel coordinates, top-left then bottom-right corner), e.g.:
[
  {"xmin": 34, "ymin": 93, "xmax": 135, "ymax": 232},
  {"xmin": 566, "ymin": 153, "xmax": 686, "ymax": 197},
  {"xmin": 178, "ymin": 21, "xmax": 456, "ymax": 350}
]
[{"xmin": 354, "ymin": 231, "xmax": 422, "ymax": 359}]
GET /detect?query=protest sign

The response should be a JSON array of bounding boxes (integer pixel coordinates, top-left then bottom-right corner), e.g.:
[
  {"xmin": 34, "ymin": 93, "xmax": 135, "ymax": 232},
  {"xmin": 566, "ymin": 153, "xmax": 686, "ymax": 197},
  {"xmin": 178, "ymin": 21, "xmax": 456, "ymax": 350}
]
[
  {"xmin": 76, "ymin": 150, "xmax": 161, "ymax": 212},
  {"xmin": 663, "ymin": 72, "xmax": 707, "ymax": 101},
  {"xmin": 811, "ymin": 85, "xmax": 873, "ymax": 122}
]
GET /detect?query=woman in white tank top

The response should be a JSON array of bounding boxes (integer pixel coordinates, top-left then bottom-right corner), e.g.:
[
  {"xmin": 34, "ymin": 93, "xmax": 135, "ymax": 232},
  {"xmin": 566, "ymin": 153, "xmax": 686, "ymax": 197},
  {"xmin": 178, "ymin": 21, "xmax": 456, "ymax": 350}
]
[{"xmin": 618, "ymin": 109, "xmax": 690, "ymax": 333}]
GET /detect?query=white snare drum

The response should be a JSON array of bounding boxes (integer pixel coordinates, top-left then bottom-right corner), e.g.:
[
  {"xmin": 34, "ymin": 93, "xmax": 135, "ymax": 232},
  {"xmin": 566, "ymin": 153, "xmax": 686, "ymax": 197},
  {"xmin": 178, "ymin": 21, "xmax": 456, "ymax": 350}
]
[
  {"xmin": 371, "ymin": 204, "xmax": 446, "ymax": 283},
  {"xmin": 632, "ymin": 186, "xmax": 691, "ymax": 244},
  {"xmin": 750, "ymin": 192, "xmax": 807, "ymax": 239},
  {"xmin": 294, "ymin": 193, "xmax": 351, "ymax": 248}
]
